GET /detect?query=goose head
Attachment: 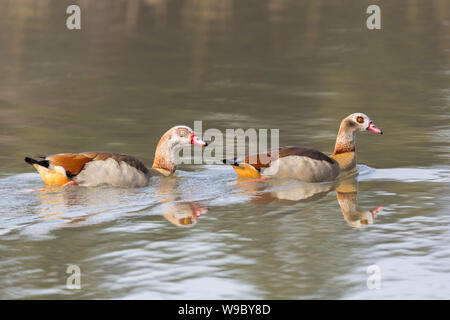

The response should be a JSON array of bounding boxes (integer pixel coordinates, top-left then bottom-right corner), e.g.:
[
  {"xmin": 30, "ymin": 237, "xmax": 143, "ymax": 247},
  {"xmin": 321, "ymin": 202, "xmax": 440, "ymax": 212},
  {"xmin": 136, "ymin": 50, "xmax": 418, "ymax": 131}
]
[
  {"xmin": 152, "ymin": 125, "xmax": 207, "ymax": 175},
  {"xmin": 345, "ymin": 113, "xmax": 383, "ymax": 134},
  {"xmin": 164, "ymin": 125, "xmax": 208, "ymax": 149}
]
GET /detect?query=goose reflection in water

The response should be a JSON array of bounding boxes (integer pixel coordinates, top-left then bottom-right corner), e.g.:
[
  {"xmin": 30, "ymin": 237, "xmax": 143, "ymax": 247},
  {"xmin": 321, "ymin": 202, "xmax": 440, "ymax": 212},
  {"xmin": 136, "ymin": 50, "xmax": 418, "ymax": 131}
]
[
  {"xmin": 31, "ymin": 177, "xmax": 208, "ymax": 228},
  {"xmin": 155, "ymin": 178, "xmax": 208, "ymax": 227},
  {"xmin": 160, "ymin": 201, "xmax": 208, "ymax": 227},
  {"xmin": 235, "ymin": 175, "xmax": 383, "ymax": 228}
]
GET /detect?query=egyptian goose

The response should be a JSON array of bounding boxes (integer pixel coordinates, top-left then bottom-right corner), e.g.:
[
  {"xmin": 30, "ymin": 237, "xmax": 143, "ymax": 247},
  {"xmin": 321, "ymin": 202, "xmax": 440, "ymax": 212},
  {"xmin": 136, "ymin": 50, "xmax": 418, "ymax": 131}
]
[
  {"xmin": 223, "ymin": 113, "xmax": 382, "ymax": 182},
  {"xmin": 25, "ymin": 126, "xmax": 207, "ymax": 187}
]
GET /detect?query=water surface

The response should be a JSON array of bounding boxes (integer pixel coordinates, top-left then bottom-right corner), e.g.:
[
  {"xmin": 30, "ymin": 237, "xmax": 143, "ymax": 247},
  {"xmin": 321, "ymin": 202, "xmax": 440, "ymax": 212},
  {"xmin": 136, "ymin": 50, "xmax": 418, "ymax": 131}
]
[{"xmin": 0, "ymin": 0, "xmax": 449, "ymax": 299}]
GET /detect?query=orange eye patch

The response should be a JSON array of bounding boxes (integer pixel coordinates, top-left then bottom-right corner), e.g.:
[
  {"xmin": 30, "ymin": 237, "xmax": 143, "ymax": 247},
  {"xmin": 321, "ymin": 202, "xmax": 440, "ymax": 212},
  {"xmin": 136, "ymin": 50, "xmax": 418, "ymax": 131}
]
[{"xmin": 356, "ymin": 116, "xmax": 364, "ymax": 123}]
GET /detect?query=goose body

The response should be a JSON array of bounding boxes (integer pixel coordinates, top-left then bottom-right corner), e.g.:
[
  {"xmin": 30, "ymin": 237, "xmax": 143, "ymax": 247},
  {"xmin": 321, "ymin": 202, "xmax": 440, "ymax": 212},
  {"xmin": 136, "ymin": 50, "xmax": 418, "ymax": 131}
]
[
  {"xmin": 224, "ymin": 113, "xmax": 382, "ymax": 182},
  {"xmin": 25, "ymin": 126, "xmax": 207, "ymax": 187}
]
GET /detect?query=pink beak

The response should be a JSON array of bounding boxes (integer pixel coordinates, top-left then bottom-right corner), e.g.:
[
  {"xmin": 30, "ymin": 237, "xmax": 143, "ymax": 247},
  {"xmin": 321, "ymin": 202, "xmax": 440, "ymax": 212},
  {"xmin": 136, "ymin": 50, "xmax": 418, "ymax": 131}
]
[
  {"xmin": 370, "ymin": 206, "xmax": 383, "ymax": 219},
  {"xmin": 367, "ymin": 122, "xmax": 383, "ymax": 134},
  {"xmin": 191, "ymin": 134, "xmax": 208, "ymax": 146},
  {"xmin": 190, "ymin": 202, "xmax": 208, "ymax": 218}
]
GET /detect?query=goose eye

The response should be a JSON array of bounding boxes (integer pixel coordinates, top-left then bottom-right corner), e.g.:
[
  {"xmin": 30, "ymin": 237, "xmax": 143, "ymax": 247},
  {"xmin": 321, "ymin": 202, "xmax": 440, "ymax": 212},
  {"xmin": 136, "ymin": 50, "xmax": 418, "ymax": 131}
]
[
  {"xmin": 180, "ymin": 217, "xmax": 193, "ymax": 225},
  {"xmin": 356, "ymin": 116, "xmax": 364, "ymax": 124}
]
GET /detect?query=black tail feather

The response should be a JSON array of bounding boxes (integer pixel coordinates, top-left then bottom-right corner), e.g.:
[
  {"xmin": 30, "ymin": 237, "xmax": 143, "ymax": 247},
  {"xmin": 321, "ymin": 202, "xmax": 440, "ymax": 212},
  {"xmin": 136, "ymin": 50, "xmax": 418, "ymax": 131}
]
[
  {"xmin": 25, "ymin": 157, "xmax": 49, "ymax": 168},
  {"xmin": 222, "ymin": 157, "xmax": 239, "ymax": 166}
]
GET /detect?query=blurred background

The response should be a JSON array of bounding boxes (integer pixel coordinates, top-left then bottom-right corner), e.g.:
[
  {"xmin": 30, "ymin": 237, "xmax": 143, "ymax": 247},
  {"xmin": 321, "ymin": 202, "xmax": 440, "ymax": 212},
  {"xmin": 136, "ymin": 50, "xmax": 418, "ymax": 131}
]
[{"xmin": 0, "ymin": 0, "xmax": 449, "ymax": 299}]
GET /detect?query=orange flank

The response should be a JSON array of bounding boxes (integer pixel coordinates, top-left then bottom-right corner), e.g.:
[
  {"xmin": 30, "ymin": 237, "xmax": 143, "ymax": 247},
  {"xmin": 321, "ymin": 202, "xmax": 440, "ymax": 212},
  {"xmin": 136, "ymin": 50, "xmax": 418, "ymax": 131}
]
[
  {"xmin": 33, "ymin": 165, "xmax": 70, "ymax": 186},
  {"xmin": 231, "ymin": 163, "xmax": 262, "ymax": 178}
]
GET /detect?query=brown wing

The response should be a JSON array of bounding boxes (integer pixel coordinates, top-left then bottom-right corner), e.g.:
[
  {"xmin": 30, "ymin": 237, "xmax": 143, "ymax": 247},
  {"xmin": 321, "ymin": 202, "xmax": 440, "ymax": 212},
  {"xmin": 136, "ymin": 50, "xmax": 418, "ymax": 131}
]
[
  {"xmin": 243, "ymin": 146, "xmax": 335, "ymax": 170},
  {"xmin": 46, "ymin": 153, "xmax": 96, "ymax": 176},
  {"xmin": 47, "ymin": 152, "xmax": 149, "ymax": 176},
  {"xmin": 90, "ymin": 152, "xmax": 150, "ymax": 175}
]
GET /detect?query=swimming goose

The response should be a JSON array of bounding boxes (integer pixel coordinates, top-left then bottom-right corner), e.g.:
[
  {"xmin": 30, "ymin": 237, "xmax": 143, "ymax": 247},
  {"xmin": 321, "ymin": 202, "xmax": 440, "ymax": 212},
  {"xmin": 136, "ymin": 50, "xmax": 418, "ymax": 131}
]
[
  {"xmin": 25, "ymin": 126, "xmax": 207, "ymax": 187},
  {"xmin": 223, "ymin": 113, "xmax": 382, "ymax": 182}
]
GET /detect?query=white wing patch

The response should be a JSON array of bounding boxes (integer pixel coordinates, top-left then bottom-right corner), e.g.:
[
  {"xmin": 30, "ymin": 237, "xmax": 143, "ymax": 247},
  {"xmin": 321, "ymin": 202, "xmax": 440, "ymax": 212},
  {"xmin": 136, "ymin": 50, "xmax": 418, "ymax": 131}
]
[
  {"xmin": 261, "ymin": 155, "xmax": 339, "ymax": 182},
  {"xmin": 74, "ymin": 158, "xmax": 150, "ymax": 187}
]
